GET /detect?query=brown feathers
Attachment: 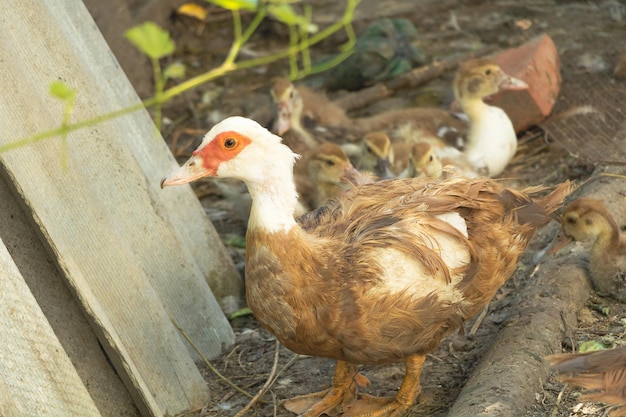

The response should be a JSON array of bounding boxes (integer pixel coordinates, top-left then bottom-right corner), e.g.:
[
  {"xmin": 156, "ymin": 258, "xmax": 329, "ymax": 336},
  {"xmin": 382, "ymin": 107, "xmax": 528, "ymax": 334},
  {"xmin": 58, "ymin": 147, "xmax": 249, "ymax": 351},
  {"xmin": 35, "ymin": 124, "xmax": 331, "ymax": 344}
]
[{"xmin": 548, "ymin": 347, "xmax": 626, "ymax": 416}]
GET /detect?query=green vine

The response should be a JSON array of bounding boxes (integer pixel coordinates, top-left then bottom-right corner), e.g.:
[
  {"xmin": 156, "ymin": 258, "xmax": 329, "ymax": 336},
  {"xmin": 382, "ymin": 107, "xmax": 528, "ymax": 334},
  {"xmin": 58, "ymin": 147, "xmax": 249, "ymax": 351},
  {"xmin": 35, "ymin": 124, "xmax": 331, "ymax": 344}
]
[{"xmin": 0, "ymin": 0, "xmax": 360, "ymax": 154}]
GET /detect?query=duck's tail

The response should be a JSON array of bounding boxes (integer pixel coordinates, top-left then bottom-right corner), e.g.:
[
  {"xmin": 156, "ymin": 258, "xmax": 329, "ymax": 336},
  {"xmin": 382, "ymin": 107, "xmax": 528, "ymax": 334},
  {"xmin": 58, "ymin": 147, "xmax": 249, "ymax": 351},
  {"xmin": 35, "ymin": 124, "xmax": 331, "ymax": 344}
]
[
  {"xmin": 547, "ymin": 347, "xmax": 626, "ymax": 414},
  {"xmin": 513, "ymin": 180, "xmax": 574, "ymax": 228}
]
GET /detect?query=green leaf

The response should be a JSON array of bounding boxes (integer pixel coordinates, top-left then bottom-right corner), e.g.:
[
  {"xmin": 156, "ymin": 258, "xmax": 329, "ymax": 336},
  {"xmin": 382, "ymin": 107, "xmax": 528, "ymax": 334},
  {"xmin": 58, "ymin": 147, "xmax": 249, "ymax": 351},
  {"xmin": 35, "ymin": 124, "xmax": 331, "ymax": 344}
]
[
  {"xmin": 163, "ymin": 62, "xmax": 186, "ymax": 80},
  {"xmin": 205, "ymin": 0, "xmax": 257, "ymax": 11},
  {"xmin": 578, "ymin": 340, "xmax": 610, "ymax": 353},
  {"xmin": 268, "ymin": 3, "xmax": 318, "ymax": 33},
  {"xmin": 228, "ymin": 307, "xmax": 253, "ymax": 319},
  {"xmin": 49, "ymin": 81, "xmax": 75, "ymax": 101},
  {"xmin": 225, "ymin": 236, "xmax": 246, "ymax": 248},
  {"xmin": 125, "ymin": 22, "xmax": 175, "ymax": 60}
]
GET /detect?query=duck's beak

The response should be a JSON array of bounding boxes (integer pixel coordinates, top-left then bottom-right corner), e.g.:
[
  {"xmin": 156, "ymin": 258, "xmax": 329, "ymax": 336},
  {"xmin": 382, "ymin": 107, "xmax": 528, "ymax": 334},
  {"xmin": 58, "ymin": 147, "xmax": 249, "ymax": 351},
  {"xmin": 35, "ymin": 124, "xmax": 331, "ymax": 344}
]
[
  {"xmin": 161, "ymin": 155, "xmax": 214, "ymax": 189},
  {"xmin": 376, "ymin": 157, "xmax": 395, "ymax": 180},
  {"xmin": 499, "ymin": 72, "xmax": 529, "ymax": 91},
  {"xmin": 274, "ymin": 104, "xmax": 291, "ymax": 135},
  {"xmin": 546, "ymin": 231, "xmax": 574, "ymax": 255}
]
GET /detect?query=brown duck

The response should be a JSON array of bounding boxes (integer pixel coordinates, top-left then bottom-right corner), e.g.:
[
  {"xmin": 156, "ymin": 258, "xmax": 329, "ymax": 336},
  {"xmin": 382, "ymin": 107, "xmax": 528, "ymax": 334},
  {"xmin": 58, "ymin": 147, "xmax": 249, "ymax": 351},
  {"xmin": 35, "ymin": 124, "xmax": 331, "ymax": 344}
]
[{"xmin": 162, "ymin": 116, "xmax": 572, "ymax": 417}]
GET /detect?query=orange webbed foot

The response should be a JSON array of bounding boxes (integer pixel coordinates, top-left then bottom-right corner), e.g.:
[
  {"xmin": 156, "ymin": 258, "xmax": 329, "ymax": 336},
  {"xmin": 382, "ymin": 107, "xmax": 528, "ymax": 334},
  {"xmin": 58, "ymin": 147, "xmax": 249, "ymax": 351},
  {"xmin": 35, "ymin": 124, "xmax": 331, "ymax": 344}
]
[
  {"xmin": 283, "ymin": 361, "xmax": 368, "ymax": 416},
  {"xmin": 284, "ymin": 355, "xmax": 425, "ymax": 417}
]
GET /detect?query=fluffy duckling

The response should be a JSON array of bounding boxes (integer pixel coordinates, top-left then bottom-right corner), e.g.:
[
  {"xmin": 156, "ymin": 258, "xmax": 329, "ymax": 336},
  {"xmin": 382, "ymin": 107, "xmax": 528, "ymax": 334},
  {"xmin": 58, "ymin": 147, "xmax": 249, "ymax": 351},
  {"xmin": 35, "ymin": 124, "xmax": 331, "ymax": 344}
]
[
  {"xmin": 402, "ymin": 142, "xmax": 479, "ymax": 179},
  {"xmin": 163, "ymin": 116, "xmax": 572, "ymax": 417},
  {"xmin": 548, "ymin": 346, "xmax": 626, "ymax": 416},
  {"xmin": 454, "ymin": 58, "xmax": 527, "ymax": 176},
  {"xmin": 399, "ymin": 142, "xmax": 444, "ymax": 179},
  {"xmin": 270, "ymin": 78, "xmax": 352, "ymax": 148},
  {"xmin": 551, "ymin": 198, "xmax": 626, "ymax": 302},
  {"xmin": 341, "ymin": 131, "xmax": 394, "ymax": 179},
  {"xmin": 304, "ymin": 142, "xmax": 355, "ymax": 209}
]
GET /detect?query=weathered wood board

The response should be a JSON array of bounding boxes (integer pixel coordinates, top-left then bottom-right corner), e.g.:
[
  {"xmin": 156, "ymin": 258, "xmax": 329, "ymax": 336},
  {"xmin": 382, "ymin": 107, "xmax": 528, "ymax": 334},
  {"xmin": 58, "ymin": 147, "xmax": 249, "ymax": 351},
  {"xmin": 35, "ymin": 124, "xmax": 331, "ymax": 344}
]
[
  {"xmin": 0, "ymin": 238, "xmax": 102, "ymax": 417},
  {"xmin": 0, "ymin": 172, "xmax": 140, "ymax": 417},
  {"xmin": 0, "ymin": 0, "xmax": 241, "ymax": 415}
]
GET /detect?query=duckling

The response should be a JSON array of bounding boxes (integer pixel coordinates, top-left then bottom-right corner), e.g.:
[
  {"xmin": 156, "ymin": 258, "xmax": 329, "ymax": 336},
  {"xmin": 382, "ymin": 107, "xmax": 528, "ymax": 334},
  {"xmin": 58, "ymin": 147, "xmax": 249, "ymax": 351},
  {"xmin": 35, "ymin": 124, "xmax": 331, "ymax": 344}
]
[
  {"xmin": 341, "ymin": 131, "xmax": 394, "ymax": 179},
  {"xmin": 270, "ymin": 78, "xmax": 352, "ymax": 149},
  {"xmin": 305, "ymin": 142, "xmax": 355, "ymax": 209},
  {"xmin": 401, "ymin": 142, "xmax": 479, "ymax": 179},
  {"xmin": 399, "ymin": 142, "xmax": 444, "ymax": 179},
  {"xmin": 163, "ymin": 116, "xmax": 572, "ymax": 417},
  {"xmin": 454, "ymin": 58, "xmax": 527, "ymax": 176},
  {"xmin": 550, "ymin": 198, "xmax": 626, "ymax": 302}
]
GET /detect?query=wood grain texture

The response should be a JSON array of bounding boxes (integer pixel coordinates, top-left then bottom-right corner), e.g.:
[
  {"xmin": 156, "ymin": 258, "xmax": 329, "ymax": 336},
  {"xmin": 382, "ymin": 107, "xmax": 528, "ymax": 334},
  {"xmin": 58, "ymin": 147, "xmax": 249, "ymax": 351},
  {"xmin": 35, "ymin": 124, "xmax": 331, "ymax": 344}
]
[{"xmin": 0, "ymin": 238, "xmax": 102, "ymax": 417}]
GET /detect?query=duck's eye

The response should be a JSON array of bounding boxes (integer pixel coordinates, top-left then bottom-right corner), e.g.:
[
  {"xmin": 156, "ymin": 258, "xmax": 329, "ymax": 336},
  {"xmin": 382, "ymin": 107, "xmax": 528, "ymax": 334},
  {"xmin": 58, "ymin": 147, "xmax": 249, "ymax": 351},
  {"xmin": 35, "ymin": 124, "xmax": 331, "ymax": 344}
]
[
  {"xmin": 289, "ymin": 90, "xmax": 294, "ymax": 99},
  {"xmin": 585, "ymin": 218, "xmax": 593, "ymax": 226},
  {"xmin": 366, "ymin": 146, "xmax": 373, "ymax": 154},
  {"xmin": 326, "ymin": 159, "xmax": 335, "ymax": 167},
  {"xmin": 224, "ymin": 138, "xmax": 237, "ymax": 149},
  {"xmin": 484, "ymin": 68, "xmax": 492, "ymax": 75},
  {"xmin": 565, "ymin": 216, "xmax": 576, "ymax": 225},
  {"xmin": 429, "ymin": 155, "xmax": 434, "ymax": 162}
]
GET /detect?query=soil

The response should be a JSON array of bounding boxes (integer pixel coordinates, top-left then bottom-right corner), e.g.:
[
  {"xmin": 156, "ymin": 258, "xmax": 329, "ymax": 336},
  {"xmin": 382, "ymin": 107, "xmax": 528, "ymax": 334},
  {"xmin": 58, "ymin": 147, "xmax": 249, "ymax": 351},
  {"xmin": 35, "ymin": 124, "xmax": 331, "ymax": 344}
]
[{"xmin": 138, "ymin": 1, "xmax": 626, "ymax": 416}]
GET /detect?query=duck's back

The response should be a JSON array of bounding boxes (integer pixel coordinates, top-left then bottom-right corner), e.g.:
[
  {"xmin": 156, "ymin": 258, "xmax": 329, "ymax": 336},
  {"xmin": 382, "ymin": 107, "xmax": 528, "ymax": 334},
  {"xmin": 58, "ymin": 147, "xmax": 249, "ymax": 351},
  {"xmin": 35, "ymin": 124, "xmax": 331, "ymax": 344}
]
[
  {"xmin": 589, "ymin": 233, "xmax": 626, "ymax": 301},
  {"xmin": 306, "ymin": 177, "xmax": 560, "ymax": 296}
]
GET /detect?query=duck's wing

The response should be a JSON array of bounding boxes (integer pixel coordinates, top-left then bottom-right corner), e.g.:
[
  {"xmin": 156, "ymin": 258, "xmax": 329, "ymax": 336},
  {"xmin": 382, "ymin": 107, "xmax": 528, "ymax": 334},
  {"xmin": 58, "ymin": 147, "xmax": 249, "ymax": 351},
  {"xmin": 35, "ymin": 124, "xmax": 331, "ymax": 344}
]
[{"xmin": 548, "ymin": 347, "xmax": 626, "ymax": 413}]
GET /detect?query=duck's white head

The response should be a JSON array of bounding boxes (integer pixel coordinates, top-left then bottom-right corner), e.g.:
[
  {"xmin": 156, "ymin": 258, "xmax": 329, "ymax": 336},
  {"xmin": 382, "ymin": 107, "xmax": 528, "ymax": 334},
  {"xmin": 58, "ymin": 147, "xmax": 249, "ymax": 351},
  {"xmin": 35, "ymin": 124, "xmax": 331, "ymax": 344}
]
[
  {"xmin": 162, "ymin": 117, "xmax": 301, "ymax": 232},
  {"xmin": 161, "ymin": 116, "xmax": 298, "ymax": 188}
]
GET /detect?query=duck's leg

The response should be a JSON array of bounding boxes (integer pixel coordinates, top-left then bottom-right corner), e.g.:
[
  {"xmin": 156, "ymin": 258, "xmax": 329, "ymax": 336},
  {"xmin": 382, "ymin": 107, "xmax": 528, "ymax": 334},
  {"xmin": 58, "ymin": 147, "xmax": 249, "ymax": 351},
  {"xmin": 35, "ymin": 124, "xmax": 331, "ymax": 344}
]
[
  {"xmin": 343, "ymin": 354, "xmax": 426, "ymax": 417},
  {"xmin": 283, "ymin": 360, "xmax": 363, "ymax": 417}
]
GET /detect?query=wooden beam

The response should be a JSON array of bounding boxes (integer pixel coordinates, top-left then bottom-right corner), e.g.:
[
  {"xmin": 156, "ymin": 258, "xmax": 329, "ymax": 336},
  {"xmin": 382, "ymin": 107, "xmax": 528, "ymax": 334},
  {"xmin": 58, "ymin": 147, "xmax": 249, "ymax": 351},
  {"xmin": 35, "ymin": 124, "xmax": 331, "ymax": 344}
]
[
  {"xmin": 0, "ymin": 238, "xmax": 102, "ymax": 417},
  {"xmin": 0, "ymin": 169, "xmax": 140, "ymax": 417},
  {"xmin": 0, "ymin": 0, "xmax": 239, "ymax": 415}
]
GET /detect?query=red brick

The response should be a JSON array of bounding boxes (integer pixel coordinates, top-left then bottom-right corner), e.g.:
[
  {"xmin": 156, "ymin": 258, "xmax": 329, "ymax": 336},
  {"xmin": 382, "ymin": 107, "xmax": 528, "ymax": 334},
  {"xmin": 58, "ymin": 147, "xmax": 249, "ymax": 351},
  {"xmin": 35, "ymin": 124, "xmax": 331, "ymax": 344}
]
[{"xmin": 490, "ymin": 34, "xmax": 562, "ymax": 132}]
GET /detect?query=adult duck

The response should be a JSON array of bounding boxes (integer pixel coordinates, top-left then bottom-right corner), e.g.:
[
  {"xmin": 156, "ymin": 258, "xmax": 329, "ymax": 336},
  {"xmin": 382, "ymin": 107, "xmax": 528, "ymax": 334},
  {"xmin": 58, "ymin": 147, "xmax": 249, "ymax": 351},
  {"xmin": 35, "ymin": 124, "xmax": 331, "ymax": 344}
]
[
  {"xmin": 270, "ymin": 77, "xmax": 352, "ymax": 149},
  {"xmin": 162, "ymin": 116, "xmax": 571, "ymax": 417}
]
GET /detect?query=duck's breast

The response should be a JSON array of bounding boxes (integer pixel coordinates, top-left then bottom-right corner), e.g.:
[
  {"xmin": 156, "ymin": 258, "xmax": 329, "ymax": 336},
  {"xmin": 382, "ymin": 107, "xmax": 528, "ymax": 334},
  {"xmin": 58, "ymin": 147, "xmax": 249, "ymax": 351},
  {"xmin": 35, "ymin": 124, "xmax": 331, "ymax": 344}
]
[{"xmin": 466, "ymin": 106, "xmax": 517, "ymax": 176}]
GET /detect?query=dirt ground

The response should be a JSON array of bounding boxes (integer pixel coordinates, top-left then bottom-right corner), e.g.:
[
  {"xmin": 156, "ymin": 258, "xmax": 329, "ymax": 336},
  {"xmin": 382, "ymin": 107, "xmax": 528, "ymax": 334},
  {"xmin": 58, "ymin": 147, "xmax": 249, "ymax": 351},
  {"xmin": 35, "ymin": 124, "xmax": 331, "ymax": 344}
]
[{"xmin": 141, "ymin": 1, "xmax": 626, "ymax": 416}]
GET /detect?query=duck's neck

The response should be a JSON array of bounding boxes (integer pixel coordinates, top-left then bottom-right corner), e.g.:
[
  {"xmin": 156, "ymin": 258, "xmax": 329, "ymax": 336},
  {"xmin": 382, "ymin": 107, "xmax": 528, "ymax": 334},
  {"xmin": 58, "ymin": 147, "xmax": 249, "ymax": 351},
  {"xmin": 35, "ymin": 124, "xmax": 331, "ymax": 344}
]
[
  {"xmin": 246, "ymin": 170, "xmax": 299, "ymax": 234},
  {"xmin": 459, "ymin": 97, "xmax": 490, "ymax": 127},
  {"xmin": 590, "ymin": 217, "xmax": 622, "ymax": 256},
  {"xmin": 315, "ymin": 182, "xmax": 342, "ymax": 207},
  {"xmin": 290, "ymin": 117, "xmax": 318, "ymax": 149}
]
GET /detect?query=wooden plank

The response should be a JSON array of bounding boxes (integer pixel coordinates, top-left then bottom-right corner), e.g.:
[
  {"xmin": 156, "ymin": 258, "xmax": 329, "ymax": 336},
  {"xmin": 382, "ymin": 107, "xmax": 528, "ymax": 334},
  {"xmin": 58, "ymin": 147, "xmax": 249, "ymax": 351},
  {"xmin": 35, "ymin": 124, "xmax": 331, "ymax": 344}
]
[
  {"xmin": 0, "ymin": 237, "xmax": 102, "ymax": 417},
  {"xmin": 0, "ymin": 0, "xmax": 239, "ymax": 415},
  {"xmin": 0, "ymin": 172, "xmax": 140, "ymax": 417}
]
